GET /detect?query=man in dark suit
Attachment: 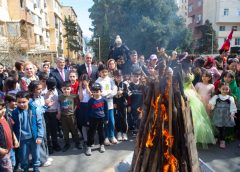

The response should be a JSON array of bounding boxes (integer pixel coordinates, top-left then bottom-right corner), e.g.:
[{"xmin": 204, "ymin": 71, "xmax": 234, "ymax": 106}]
[
  {"xmin": 49, "ymin": 56, "xmax": 69, "ymax": 93},
  {"xmin": 77, "ymin": 53, "xmax": 98, "ymax": 81}
]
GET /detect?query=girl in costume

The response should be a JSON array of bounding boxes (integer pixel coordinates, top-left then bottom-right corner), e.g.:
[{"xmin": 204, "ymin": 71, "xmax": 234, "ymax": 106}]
[
  {"xmin": 195, "ymin": 71, "xmax": 215, "ymax": 116},
  {"xmin": 181, "ymin": 56, "xmax": 215, "ymax": 147},
  {"xmin": 209, "ymin": 83, "xmax": 237, "ymax": 148}
]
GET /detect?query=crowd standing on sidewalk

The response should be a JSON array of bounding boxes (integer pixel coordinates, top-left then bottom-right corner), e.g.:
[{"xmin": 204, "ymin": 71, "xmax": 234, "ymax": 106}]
[{"xmin": 1, "ymin": 40, "xmax": 240, "ymax": 171}]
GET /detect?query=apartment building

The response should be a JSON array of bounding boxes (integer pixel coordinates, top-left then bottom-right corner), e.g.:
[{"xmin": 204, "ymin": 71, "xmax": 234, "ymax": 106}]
[
  {"xmin": 47, "ymin": 0, "xmax": 63, "ymax": 57},
  {"xmin": 62, "ymin": 6, "xmax": 83, "ymax": 59},
  {"xmin": 175, "ymin": 0, "xmax": 189, "ymax": 25},
  {"xmin": 0, "ymin": 0, "xmax": 10, "ymax": 53},
  {"xmin": 188, "ymin": 0, "xmax": 240, "ymax": 49}
]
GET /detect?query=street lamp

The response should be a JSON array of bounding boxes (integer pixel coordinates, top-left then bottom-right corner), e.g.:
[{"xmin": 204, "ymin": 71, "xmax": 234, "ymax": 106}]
[{"xmin": 206, "ymin": 33, "xmax": 214, "ymax": 54}]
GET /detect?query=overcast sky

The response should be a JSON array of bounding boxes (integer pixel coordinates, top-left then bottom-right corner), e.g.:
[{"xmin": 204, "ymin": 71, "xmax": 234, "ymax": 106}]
[{"xmin": 62, "ymin": 0, "xmax": 93, "ymax": 38}]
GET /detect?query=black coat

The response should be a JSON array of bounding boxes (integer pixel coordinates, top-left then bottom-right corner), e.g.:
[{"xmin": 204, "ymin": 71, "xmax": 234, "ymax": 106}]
[
  {"xmin": 49, "ymin": 68, "xmax": 69, "ymax": 93},
  {"xmin": 77, "ymin": 64, "xmax": 98, "ymax": 82}
]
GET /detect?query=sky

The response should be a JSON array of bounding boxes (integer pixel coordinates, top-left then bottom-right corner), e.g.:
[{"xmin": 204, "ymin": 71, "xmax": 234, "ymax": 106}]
[{"xmin": 62, "ymin": 0, "xmax": 94, "ymax": 38}]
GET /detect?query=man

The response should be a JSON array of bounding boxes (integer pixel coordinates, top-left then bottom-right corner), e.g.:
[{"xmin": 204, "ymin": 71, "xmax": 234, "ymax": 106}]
[
  {"xmin": 122, "ymin": 50, "xmax": 149, "ymax": 76},
  {"xmin": 77, "ymin": 53, "xmax": 98, "ymax": 81},
  {"xmin": 49, "ymin": 57, "xmax": 69, "ymax": 93}
]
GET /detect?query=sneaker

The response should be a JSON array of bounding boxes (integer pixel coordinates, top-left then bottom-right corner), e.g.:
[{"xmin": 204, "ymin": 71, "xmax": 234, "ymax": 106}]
[
  {"xmin": 117, "ymin": 132, "xmax": 123, "ymax": 141},
  {"xmin": 99, "ymin": 145, "xmax": 105, "ymax": 153},
  {"xmin": 62, "ymin": 143, "xmax": 71, "ymax": 152},
  {"xmin": 220, "ymin": 141, "xmax": 226, "ymax": 149},
  {"xmin": 85, "ymin": 147, "xmax": 92, "ymax": 156},
  {"xmin": 122, "ymin": 133, "xmax": 128, "ymax": 141},
  {"xmin": 110, "ymin": 137, "xmax": 118, "ymax": 144},
  {"xmin": 48, "ymin": 157, "xmax": 53, "ymax": 162},
  {"xmin": 104, "ymin": 138, "xmax": 111, "ymax": 146},
  {"xmin": 42, "ymin": 160, "xmax": 52, "ymax": 167},
  {"xmin": 75, "ymin": 143, "xmax": 83, "ymax": 150}
]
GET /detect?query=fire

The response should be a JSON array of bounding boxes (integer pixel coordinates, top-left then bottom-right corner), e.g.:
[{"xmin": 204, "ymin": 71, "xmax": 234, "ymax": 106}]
[{"xmin": 145, "ymin": 79, "xmax": 178, "ymax": 172}]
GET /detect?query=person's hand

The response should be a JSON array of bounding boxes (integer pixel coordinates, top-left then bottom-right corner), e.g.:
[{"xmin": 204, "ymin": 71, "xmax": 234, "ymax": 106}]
[
  {"xmin": 230, "ymin": 114, "xmax": 236, "ymax": 121},
  {"xmin": 13, "ymin": 139, "xmax": 19, "ymax": 148},
  {"xmin": 117, "ymin": 90, "xmax": 123, "ymax": 96},
  {"xmin": 105, "ymin": 121, "xmax": 108, "ymax": 124},
  {"xmin": 87, "ymin": 121, "xmax": 90, "ymax": 126},
  {"xmin": 56, "ymin": 112, "xmax": 61, "ymax": 120},
  {"xmin": 208, "ymin": 104, "xmax": 214, "ymax": 110},
  {"xmin": 36, "ymin": 138, "xmax": 42, "ymax": 144},
  {"xmin": 45, "ymin": 99, "xmax": 53, "ymax": 107},
  {"xmin": 0, "ymin": 148, "xmax": 8, "ymax": 156},
  {"xmin": 127, "ymin": 106, "xmax": 131, "ymax": 113}
]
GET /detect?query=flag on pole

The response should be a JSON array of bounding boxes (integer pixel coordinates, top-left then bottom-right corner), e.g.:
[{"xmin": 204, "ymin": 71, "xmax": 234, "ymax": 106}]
[{"xmin": 219, "ymin": 29, "xmax": 234, "ymax": 54}]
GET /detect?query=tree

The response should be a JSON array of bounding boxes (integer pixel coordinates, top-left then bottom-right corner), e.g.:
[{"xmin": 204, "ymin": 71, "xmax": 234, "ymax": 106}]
[
  {"xmin": 63, "ymin": 16, "xmax": 81, "ymax": 58},
  {"xmin": 89, "ymin": 0, "xmax": 193, "ymax": 60},
  {"xmin": 195, "ymin": 20, "xmax": 218, "ymax": 54}
]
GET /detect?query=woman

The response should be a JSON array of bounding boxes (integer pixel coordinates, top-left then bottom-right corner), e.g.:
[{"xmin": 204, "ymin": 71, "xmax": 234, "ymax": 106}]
[
  {"xmin": 20, "ymin": 62, "xmax": 39, "ymax": 91},
  {"xmin": 107, "ymin": 59, "xmax": 118, "ymax": 77}
]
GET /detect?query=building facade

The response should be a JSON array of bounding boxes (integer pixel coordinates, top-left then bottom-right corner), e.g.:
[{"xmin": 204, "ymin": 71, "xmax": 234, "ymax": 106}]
[
  {"xmin": 175, "ymin": 0, "xmax": 189, "ymax": 25},
  {"xmin": 188, "ymin": 0, "xmax": 240, "ymax": 50}
]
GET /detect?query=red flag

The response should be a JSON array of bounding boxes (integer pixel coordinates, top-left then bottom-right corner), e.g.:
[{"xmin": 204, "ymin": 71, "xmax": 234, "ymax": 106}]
[{"xmin": 219, "ymin": 30, "xmax": 234, "ymax": 53}]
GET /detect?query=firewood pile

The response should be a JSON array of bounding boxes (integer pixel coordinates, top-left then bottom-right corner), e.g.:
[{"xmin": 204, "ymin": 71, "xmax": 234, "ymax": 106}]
[{"xmin": 131, "ymin": 77, "xmax": 201, "ymax": 172}]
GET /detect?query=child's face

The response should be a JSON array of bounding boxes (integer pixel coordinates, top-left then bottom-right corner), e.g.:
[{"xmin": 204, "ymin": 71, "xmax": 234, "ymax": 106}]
[
  {"xmin": 92, "ymin": 90, "xmax": 101, "ymax": 98},
  {"xmin": 202, "ymin": 74, "xmax": 211, "ymax": 83},
  {"xmin": 99, "ymin": 69, "xmax": 108, "ymax": 78},
  {"xmin": 9, "ymin": 101, "xmax": 17, "ymax": 110},
  {"xmin": 223, "ymin": 75, "xmax": 233, "ymax": 83},
  {"xmin": 108, "ymin": 61, "xmax": 116, "ymax": 70},
  {"xmin": 82, "ymin": 80, "xmax": 89, "ymax": 87},
  {"xmin": 69, "ymin": 73, "xmax": 78, "ymax": 82},
  {"xmin": 17, "ymin": 98, "xmax": 29, "ymax": 110},
  {"xmin": 229, "ymin": 62, "xmax": 237, "ymax": 72},
  {"xmin": 40, "ymin": 79, "xmax": 47, "ymax": 87},
  {"xmin": 219, "ymin": 85, "xmax": 230, "ymax": 96},
  {"xmin": 34, "ymin": 85, "xmax": 42, "ymax": 97},
  {"xmin": 62, "ymin": 86, "xmax": 71, "ymax": 96},
  {"xmin": 132, "ymin": 75, "xmax": 140, "ymax": 83},
  {"xmin": 43, "ymin": 65, "xmax": 49, "ymax": 73},
  {"xmin": 114, "ymin": 75, "xmax": 122, "ymax": 82}
]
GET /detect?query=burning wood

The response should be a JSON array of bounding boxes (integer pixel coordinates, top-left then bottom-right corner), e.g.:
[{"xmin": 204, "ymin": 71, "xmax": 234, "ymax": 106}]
[{"xmin": 131, "ymin": 70, "xmax": 201, "ymax": 172}]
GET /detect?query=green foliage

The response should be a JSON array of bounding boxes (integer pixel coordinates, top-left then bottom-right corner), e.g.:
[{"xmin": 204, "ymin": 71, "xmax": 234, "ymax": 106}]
[
  {"xmin": 89, "ymin": 0, "xmax": 193, "ymax": 60},
  {"xmin": 195, "ymin": 20, "xmax": 218, "ymax": 54},
  {"xmin": 63, "ymin": 16, "xmax": 81, "ymax": 55}
]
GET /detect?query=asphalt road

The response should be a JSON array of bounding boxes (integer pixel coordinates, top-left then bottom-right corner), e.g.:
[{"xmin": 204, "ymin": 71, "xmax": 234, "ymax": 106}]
[{"xmin": 39, "ymin": 138, "xmax": 240, "ymax": 172}]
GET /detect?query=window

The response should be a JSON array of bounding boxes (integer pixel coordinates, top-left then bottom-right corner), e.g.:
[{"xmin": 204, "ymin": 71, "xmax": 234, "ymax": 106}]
[
  {"xmin": 38, "ymin": 17, "xmax": 42, "ymax": 27},
  {"xmin": 196, "ymin": 14, "xmax": 202, "ymax": 24},
  {"xmin": 188, "ymin": 4, "xmax": 193, "ymax": 13},
  {"xmin": 232, "ymin": 26, "xmax": 238, "ymax": 31},
  {"xmin": 219, "ymin": 26, "xmax": 225, "ymax": 31},
  {"xmin": 198, "ymin": 0, "xmax": 202, "ymax": 7},
  {"xmin": 0, "ymin": 24, "xmax": 4, "ymax": 36},
  {"xmin": 224, "ymin": 9, "xmax": 229, "ymax": 16},
  {"xmin": 20, "ymin": 0, "xmax": 24, "ymax": 8},
  {"xmin": 235, "ymin": 38, "xmax": 240, "ymax": 45}
]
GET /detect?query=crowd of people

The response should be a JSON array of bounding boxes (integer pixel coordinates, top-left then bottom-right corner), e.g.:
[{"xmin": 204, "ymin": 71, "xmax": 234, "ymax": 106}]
[{"xmin": 0, "ymin": 45, "xmax": 240, "ymax": 172}]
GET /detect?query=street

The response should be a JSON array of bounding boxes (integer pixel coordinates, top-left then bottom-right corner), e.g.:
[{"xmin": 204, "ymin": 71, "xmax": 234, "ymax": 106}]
[{"xmin": 39, "ymin": 137, "xmax": 240, "ymax": 172}]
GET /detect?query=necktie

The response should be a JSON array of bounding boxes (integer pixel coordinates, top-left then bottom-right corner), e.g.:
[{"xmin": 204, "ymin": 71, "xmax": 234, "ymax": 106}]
[
  {"xmin": 87, "ymin": 65, "xmax": 92, "ymax": 77},
  {"xmin": 60, "ymin": 69, "xmax": 65, "ymax": 81}
]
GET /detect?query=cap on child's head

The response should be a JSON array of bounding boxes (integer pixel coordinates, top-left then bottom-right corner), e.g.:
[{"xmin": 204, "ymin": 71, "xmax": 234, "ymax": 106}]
[
  {"xmin": 98, "ymin": 64, "xmax": 108, "ymax": 72},
  {"xmin": 91, "ymin": 83, "xmax": 102, "ymax": 91},
  {"xmin": 46, "ymin": 77, "xmax": 57, "ymax": 90}
]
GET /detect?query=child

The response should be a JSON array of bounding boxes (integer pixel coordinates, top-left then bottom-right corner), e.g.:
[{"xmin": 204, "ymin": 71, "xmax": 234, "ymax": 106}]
[
  {"xmin": 77, "ymin": 74, "xmax": 92, "ymax": 145},
  {"xmin": 85, "ymin": 83, "xmax": 108, "ymax": 156},
  {"xmin": 0, "ymin": 99, "xmax": 19, "ymax": 172},
  {"xmin": 195, "ymin": 71, "xmax": 215, "ymax": 115},
  {"xmin": 113, "ymin": 70, "xmax": 129, "ymax": 141},
  {"xmin": 44, "ymin": 77, "xmax": 61, "ymax": 153},
  {"xmin": 95, "ymin": 64, "xmax": 117, "ymax": 145},
  {"xmin": 209, "ymin": 83, "xmax": 237, "ymax": 148},
  {"xmin": 12, "ymin": 91, "xmax": 44, "ymax": 172},
  {"xmin": 69, "ymin": 71, "xmax": 79, "ymax": 95},
  {"xmin": 4, "ymin": 77, "xmax": 19, "ymax": 95},
  {"xmin": 58, "ymin": 81, "xmax": 81, "ymax": 152},
  {"xmin": 128, "ymin": 70, "xmax": 144, "ymax": 134},
  {"xmin": 28, "ymin": 81, "xmax": 53, "ymax": 167},
  {"xmin": 38, "ymin": 72, "xmax": 48, "ymax": 96}
]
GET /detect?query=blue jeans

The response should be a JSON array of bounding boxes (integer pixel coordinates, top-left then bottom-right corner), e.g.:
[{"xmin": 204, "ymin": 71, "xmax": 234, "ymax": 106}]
[
  {"xmin": 105, "ymin": 109, "xmax": 115, "ymax": 139},
  {"xmin": 0, "ymin": 152, "xmax": 12, "ymax": 172},
  {"xmin": 19, "ymin": 138, "xmax": 40, "ymax": 171},
  {"xmin": 9, "ymin": 149, "xmax": 15, "ymax": 170}
]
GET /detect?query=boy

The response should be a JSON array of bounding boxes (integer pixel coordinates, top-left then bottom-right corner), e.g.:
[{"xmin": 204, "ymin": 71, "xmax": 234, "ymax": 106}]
[
  {"xmin": 128, "ymin": 70, "xmax": 144, "ymax": 135},
  {"xmin": 95, "ymin": 64, "xmax": 117, "ymax": 145},
  {"xmin": 0, "ymin": 98, "xmax": 19, "ymax": 172},
  {"xmin": 12, "ymin": 91, "xmax": 43, "ymax": 172},
  {"xmin": 85, "ymin": 83, "xmax": 108, "ymax": 156},
  {"xmin": 58, "ymin": 81, "xmax": 81, "ymax": 152}
]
